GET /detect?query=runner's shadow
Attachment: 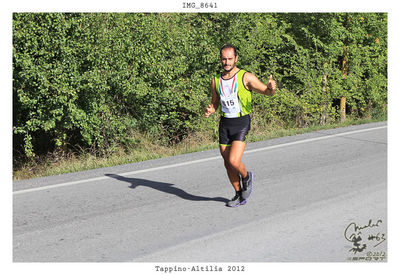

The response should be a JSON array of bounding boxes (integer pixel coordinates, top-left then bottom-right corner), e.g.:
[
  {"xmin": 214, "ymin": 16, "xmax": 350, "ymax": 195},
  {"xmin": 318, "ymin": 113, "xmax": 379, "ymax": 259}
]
[{"xmin": 105, "ymin": 174, "xmax": 229, "ymax": 203}]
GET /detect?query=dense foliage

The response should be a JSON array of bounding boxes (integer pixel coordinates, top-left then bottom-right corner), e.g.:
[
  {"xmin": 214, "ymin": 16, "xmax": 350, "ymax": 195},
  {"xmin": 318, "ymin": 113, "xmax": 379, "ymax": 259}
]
[{"xmin": 13, "ymin": 13, "xmax": 387, "ymax": 159}]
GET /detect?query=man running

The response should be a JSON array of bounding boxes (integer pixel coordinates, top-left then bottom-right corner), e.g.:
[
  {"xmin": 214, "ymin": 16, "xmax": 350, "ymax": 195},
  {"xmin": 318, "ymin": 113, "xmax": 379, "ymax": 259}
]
[{"xmin": 205, "ymin": 44, "xmax": 276, "ymax": 207}]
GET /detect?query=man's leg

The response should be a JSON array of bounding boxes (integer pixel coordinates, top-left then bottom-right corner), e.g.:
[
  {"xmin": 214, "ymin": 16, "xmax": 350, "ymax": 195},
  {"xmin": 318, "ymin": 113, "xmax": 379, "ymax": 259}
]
[{"xmin": 220, "ymin": 141, "xmax": 248, "ymax": 191}]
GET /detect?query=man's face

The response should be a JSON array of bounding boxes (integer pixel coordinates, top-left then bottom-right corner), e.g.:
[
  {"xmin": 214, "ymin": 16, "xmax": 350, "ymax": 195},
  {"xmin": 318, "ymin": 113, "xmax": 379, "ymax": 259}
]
[{"xmin": 220, "ymin": 48, "xmax": 238, "ymax": 72}]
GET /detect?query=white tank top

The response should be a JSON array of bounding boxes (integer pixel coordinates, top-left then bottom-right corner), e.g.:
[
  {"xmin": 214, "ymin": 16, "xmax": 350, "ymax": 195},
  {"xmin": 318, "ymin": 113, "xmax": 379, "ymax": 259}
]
[{"xmin": 219, "ymin": 74, "xmax": 241, "ymax": 118}]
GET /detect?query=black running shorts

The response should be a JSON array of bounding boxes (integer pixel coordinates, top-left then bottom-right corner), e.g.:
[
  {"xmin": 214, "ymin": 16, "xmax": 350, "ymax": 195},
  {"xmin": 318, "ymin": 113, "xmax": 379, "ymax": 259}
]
[{"xmin": 219, "ymin": 115, "xmax": 251, "ymax": 146}]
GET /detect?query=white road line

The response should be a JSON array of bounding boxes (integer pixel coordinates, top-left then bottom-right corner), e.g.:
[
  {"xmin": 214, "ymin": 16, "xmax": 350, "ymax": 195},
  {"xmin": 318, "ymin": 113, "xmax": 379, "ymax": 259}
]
[
  {"xmin": 13, "ymin": 125, "xmax": 386, "ymax": 195},
  {"xmin": 245, "ymin": 125, "xmax": 387, "ymax": 155}
]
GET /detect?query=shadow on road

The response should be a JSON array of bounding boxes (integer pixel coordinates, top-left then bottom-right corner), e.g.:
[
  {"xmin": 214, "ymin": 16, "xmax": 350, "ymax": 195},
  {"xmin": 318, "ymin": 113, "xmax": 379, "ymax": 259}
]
[{"xmin": 105, "ymin": 173, "xmax": 229, "ymax": 203}]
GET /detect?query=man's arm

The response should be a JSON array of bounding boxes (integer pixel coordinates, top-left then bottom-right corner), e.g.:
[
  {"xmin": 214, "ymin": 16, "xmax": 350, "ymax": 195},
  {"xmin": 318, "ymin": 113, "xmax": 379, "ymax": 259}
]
[
  {"xmin": 244, "ymin": 73, "xmax": 276, "ymax": 96},
  {"xmin": 205, "ymin": 78, "xmax": 220, "ymax": 118}
]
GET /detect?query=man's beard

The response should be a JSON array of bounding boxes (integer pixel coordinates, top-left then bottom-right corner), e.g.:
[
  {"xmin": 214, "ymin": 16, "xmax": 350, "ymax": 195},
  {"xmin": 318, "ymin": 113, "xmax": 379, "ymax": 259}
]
[{"xmin": 223, "ymin": 64, "xmax": 235, "ymax": 72}]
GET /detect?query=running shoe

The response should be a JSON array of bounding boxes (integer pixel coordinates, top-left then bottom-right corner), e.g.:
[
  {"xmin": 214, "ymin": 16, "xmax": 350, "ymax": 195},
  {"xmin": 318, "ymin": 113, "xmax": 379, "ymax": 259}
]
[
  {"xmin": 226, "ymin": 193, "xmax": 246, "ymax": 207},
  {"xmin": 241, "ymin": 171, "xmax": 253, "ymax": 200}
]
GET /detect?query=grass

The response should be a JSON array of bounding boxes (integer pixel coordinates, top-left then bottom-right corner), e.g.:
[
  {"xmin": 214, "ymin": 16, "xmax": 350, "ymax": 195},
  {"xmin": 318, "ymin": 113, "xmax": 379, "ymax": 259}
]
[{"xmin": 13, "ymin": 115, "xmax": 387, "ymax": 181}]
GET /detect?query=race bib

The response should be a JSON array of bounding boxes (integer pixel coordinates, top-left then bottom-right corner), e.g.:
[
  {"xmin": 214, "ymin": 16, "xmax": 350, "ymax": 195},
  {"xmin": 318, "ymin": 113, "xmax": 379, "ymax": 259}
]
[{"xmin": 219, "ymin": 75, "xmax": 241, "ymax": 118}]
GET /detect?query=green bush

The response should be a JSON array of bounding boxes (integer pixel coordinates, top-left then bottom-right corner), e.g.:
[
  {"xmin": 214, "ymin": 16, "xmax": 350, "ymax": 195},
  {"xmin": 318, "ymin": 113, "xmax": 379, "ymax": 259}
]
[{"xmin": 13, "ymin": 13, "xmax": 387, "ymax": 159}]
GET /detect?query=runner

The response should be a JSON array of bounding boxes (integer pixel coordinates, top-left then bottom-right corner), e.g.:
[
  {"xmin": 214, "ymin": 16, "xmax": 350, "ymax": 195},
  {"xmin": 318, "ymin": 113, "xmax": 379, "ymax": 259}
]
[{"xmin": 205, "ymin": 44, "xmax": 276, "ymax": 207}]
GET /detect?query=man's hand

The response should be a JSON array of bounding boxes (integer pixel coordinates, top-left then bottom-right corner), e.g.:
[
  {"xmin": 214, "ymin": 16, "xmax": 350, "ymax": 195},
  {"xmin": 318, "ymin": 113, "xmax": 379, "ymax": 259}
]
[
  {"xmin": 205, "ymin": 104, "xmax": 216, "ymax": 118},
  {"xmin": 267, "ymin": 74, "xmax": 276, "ymax": 95}
]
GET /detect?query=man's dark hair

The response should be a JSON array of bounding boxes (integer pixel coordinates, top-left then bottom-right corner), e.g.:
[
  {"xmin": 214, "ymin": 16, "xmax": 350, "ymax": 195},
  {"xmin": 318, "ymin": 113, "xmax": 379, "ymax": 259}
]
[{"xmin": 220, "ymin": 44, "xmax": 237, "ymax": 57}]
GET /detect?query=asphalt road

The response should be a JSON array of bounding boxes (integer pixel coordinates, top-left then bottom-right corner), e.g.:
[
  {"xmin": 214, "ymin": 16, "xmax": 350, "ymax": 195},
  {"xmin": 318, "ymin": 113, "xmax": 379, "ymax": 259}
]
[{"xmin": 13, "ymin": 122, "xmax": 387, "ymax": 262}]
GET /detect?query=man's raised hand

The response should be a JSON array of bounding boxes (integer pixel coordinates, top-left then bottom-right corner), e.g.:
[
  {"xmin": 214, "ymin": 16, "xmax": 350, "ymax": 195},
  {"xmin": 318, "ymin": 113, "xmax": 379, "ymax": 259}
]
[{"xmin": 267, "ymin": 74, "xmax": 276, "ymax": 93}]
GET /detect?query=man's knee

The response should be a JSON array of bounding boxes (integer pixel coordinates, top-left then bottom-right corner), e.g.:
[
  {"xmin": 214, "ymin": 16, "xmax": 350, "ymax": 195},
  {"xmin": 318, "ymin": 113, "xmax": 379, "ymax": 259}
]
[{"xmin": 228, "ymin": 157, "xmax": 241, "ymax": 170}]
